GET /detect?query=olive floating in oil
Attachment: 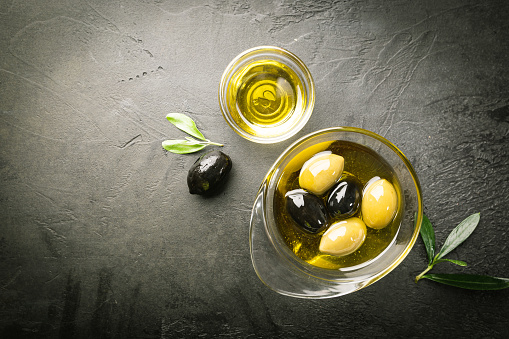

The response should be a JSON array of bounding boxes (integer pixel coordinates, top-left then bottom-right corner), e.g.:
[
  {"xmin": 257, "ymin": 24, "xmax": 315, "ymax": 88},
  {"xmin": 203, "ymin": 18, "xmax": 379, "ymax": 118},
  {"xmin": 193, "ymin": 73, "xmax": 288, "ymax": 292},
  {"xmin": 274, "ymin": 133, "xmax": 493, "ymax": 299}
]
[
  {"xmin": 299, "ymin": 152, "xmax": 344, "ymax": 195},
  {"xmin": 187, "ymin": 151, "xmax": 232, "ymax": 195},
  {"xmin": 327, "ymin": 177, "xmax": 362, "ymax": 219},
  {"xmin": 319, "ymin": 217, "xmax": 367, "ymax": 256},
  {"xmin": 361, "ymin": 178, "xmax": 397, "ymax": 229},
  {"xmin": 285, "ymin": 189, "xmax": 328, "ymax": 233}
]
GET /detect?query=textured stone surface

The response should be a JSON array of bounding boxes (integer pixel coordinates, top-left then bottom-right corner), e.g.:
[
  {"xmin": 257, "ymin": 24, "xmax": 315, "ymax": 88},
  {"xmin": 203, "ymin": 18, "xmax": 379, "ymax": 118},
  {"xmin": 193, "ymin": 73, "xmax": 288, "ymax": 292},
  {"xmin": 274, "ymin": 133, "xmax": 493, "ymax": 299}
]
[{"xmin": 1, "ymin": 0, "xmax": 508, "ymax": 337}]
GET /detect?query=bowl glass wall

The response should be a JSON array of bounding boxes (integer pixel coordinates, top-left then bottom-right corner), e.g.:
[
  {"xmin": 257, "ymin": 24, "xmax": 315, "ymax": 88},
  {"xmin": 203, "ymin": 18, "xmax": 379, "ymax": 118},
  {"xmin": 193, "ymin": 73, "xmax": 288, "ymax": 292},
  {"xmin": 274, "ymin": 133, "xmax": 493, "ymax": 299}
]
[
  {"xmin": 250, "ymin": 127, "xmax": 423, "ymax": 298},
  {"xmin": 219, "ymin": 46, "xmax": 315, "ymax": 144}
]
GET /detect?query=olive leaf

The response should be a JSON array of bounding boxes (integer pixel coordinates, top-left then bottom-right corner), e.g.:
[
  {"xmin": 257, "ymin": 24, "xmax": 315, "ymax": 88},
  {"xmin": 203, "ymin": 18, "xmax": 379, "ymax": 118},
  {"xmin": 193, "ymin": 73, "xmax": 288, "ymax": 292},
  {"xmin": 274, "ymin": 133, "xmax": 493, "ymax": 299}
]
[
  {"xmin": 434, "ymin": 258, "xmax": 467, "ymax": 267},
  {"xmin": 422, "ymin": 274, "xmax": 509, "ymax": 290},
  {"xmin": 162, "ymin": 113, "xmax": 223, "ymax": 154},
  {"xmin": 166, "ymin": 113, "xmax": 206, "ymax": 141},
  {"xmin": 436, "ymin": 213, "xmax": 480, "ymax": 260},
  {"xmin": 419, "ymin": 214, "xmax": 436, "ymax": 265},
  {"xmin": 162, "ymin": 140, "xmax": 205, "ymax": 154},
  {"xmin": 415, "ymin": 213, "xmax": 509, "ymax": 290}
]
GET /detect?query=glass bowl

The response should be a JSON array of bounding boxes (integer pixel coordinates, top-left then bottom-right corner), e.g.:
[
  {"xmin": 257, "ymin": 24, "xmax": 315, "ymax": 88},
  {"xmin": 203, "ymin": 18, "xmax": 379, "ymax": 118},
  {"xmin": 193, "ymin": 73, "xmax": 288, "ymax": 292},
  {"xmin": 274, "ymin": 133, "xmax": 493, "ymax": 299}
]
[
  {"xmin": 250, "ymin": 127, "xmax": 423, "ymax": 298},
  {"xmin": 219, "ymin": 46, "xmax": 315, "ymax": 144}
]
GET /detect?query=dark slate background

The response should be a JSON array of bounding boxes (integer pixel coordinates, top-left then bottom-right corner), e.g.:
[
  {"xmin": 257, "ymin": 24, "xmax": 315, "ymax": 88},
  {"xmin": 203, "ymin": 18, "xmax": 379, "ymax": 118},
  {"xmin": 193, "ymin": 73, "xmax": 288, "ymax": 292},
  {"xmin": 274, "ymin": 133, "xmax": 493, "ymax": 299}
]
[{"xmin": 1, "ymin": 0, "xmax": 508, "ymax": 338}]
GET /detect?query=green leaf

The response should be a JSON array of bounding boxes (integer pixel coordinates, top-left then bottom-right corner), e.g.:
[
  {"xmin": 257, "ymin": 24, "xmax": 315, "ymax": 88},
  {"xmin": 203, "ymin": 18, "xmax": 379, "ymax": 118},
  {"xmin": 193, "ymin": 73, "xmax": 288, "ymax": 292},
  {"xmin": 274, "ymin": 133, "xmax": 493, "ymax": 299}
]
[
  {"xmin": 437, "ymin": 213, "xmax": 480, "ymax": 260},
  {"xmin": 420, "ymin": 214, "xmax": 436, "ymax": 265},
  {"xmin": 435, "ymin": 258, "xmax": 467, "ymax": 267},
  {"xmin": 422, "ymin": 274, "xmax": 509, "ymax": 290},
  {"xmin": 162, "ymin": 140, "xmax": 205, "ymax": 154},
  {"xmin": 166, "ymin": 113, "xmax": 206, "ymax": 141}
]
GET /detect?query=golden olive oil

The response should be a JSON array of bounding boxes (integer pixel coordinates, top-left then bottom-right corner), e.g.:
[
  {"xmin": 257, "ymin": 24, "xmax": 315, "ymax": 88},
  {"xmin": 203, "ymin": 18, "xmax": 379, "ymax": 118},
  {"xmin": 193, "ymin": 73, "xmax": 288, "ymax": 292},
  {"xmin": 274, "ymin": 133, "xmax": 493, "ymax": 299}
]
[
  {"xmin": 227, "ymin": 60, "xmax": 306, "ymax": 137},
  {"xmin": 273, "ymin": 140, "xmax": 403, "ymax": 270}
]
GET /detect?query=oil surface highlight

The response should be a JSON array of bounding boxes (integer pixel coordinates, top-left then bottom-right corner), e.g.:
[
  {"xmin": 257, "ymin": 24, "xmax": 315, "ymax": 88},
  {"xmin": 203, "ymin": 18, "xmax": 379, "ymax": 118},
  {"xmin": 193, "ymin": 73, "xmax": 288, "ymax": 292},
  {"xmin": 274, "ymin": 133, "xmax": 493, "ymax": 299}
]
[{"xmin": 227, "ymin": 60, "xmax": 306, "ymax": 137}]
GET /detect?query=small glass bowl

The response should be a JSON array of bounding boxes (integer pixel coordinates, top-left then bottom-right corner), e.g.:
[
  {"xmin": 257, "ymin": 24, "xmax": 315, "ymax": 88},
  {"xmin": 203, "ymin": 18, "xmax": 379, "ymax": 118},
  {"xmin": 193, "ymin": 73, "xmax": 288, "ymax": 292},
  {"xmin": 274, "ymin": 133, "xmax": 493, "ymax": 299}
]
[
  {"xmin": 250, "ymin": 127, "xmax": 423, "ymax": 298},
  {"xmin": 219, "ymin": 46, "xmax": 315, "ymax": 144}
]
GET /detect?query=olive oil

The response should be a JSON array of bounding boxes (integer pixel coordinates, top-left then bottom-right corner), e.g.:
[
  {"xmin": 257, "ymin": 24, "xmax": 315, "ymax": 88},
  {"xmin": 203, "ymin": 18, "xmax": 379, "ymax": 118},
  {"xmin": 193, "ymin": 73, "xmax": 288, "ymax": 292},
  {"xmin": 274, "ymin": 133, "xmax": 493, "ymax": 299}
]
[
  {"xmin": 226, "ymin": 60, "xmax": 306, "ymax": 137},
  {"xmin": 273, "ymin": 140, "xmax": 403, "ymax": 270}
]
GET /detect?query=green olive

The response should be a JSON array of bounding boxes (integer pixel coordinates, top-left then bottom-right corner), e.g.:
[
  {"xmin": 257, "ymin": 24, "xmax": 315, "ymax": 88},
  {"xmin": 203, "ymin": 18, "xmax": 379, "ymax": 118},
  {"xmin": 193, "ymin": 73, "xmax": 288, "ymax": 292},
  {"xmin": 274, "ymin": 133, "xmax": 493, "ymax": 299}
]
[
  {"xmin": 319, "ymin": 217, "xmax": 367, "ymax": 256},
  {"xmin": 299, "ymin": 152, "xmax": 344, "ymax": 195},
  {"xmin": 361, "ymin": 178, "xmax": 397, "ymax": 229}
]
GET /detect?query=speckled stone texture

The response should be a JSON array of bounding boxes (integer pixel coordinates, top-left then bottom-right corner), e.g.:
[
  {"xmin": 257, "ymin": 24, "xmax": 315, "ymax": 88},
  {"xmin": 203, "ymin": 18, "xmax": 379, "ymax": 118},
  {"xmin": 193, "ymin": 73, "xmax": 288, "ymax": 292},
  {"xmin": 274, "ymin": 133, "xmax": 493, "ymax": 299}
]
[{"xmin": 1, "ymin": 0, "xmax": 508, "ymax": 338}]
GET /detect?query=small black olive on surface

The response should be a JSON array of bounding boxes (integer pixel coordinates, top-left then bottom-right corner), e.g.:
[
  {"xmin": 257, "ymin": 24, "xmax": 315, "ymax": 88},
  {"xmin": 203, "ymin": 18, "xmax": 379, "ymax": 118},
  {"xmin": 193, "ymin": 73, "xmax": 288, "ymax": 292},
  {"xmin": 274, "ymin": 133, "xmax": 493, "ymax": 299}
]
[
  {"xmin": 187, "ymin": 150, "xmax": 232, "ymax": 195},
  {"xmin": 285, "ymin": 189, "xmax": 328, "ymax": 233},
  {"xmin": 326, "ymin": 177, "xmax": 362, "ymax": 219}
]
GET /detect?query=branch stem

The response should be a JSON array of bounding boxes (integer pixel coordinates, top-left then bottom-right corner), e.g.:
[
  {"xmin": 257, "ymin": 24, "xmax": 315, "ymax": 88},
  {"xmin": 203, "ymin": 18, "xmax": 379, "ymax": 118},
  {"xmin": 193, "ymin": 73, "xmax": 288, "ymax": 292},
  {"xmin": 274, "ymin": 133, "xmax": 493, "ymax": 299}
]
[
  {"xmin": 415, "ymin": 264, "xmax": 434, "ymax": 283},
  {"xmin": 206, "ymin": 140, "xmax": 224, "ymax": 146},
  {"xmin": 185, "ymin": 137, "xmax": 223, "ymax": 147}
]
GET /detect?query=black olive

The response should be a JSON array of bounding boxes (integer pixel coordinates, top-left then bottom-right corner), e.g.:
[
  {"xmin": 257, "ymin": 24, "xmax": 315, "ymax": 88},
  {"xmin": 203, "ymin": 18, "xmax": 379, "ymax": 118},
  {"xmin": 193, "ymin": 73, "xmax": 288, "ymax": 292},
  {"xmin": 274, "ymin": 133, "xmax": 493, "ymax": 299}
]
[
  {"xmin": 285, "ymin": 189, "xmax": 328, "ymax": 233},
  {"xmin": 326, "ymin": 177, "xmax": 362, "ymax": 218},
  {"xmin": 187, "ymin": 150, "xmax": 232, "ymax": 195}
]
